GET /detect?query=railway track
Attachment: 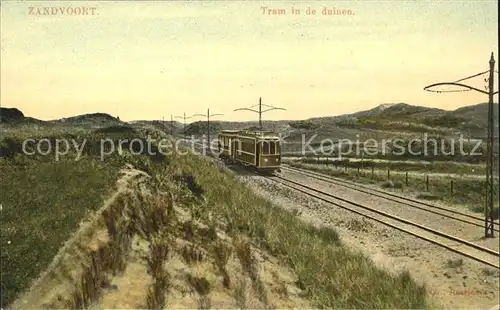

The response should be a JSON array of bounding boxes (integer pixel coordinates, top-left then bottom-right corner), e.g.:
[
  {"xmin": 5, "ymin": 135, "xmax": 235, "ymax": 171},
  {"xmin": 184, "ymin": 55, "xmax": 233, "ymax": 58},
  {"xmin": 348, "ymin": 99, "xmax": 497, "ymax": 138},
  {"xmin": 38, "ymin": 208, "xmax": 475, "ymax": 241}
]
[
  {"xmin": 282, "ymin": 165, "xmax": 500, "ymax": 233},
  {"xmin": 265, "ymin": 174, "xmax": 500, "ymax": 269},
  {"xmin": 179, "ymin": 138, "xmax": 500, "ymax": 268}
]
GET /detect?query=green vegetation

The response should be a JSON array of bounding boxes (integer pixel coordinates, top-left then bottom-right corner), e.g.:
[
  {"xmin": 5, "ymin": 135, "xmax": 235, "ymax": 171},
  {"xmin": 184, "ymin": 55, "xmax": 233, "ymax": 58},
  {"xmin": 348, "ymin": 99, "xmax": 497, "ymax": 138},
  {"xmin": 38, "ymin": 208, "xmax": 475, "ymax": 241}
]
[
  {"xmin": 352, "ymin": 117, "xmax": 450, "ymax": 134},
  {"xmin": 1, "ymin": 156, "xmax": 122, "ymax": 306},
  {"xmin": 288, "ymin": 120, "xmax": 320, "ymax": 130},
  {"xmin": 185, "ymin": 121, "xmax": 222, "ymax": 136},
  {"xmin": 294, "ymin": 157, "xmax": 485, "ymax": 176},
  {"xmin": 421, "ymin": 114, "xmax": 467, "ymax": 128},
  {"xmin": 0, "ymin": 127, "xmax": 164, "ymax": 307},
  {"xmin": 287, "ymin": 135, "xmax": 489, "ymax": 164},
  {"xmin": 1, "ymin": 122, "xmax": 432, "ymax": 309}
]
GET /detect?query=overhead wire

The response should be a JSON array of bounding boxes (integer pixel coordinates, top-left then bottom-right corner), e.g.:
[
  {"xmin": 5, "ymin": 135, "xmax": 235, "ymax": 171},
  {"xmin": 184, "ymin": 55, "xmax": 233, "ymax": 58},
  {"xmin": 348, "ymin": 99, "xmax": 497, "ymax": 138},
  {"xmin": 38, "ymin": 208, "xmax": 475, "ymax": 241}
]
[
  {"xmin": 452, "ymin": 70, "xmax": 490, "ymax": 83},
  {"xmin": 425, "ymin": 69, "xmax": 493, "ymax": 93}
]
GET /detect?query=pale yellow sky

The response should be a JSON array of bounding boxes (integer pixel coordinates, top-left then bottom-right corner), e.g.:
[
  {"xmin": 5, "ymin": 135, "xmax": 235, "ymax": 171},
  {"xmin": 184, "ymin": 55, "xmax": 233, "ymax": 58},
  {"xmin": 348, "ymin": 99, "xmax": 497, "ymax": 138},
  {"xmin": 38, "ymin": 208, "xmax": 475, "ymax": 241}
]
[{"xmin": 1, "ymin": 0, "xmax": 498, "ymax": 122}]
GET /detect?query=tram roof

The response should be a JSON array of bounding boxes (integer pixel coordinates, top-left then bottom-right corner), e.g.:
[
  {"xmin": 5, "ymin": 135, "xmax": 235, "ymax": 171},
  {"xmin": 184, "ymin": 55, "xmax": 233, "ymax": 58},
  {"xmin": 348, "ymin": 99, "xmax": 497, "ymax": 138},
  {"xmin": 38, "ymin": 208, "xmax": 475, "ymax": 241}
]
[
  {"xmin": 237, "ymin": 130, "xmax": 280, "ymax": 139},
  {"xmin": 219, "ymin": 130, "xmax": 280, "ymax": 139}
]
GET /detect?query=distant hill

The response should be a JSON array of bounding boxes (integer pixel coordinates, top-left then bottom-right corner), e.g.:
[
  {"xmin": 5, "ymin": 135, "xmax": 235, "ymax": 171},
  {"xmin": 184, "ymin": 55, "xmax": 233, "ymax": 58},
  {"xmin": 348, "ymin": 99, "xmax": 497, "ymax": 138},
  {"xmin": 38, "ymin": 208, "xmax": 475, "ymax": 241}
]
[
  {"xmin": 0, "ymin": 107, "xmax": 37, "ymax": 124},
  {"xmin": 1, "ymin": 107, "xmax": 46, "ymax": 125},
  {"xmin": 446, "ymin": 103, "xmax": 499, "ymax": 136},
  {"xmin": 345, "ymin": 103, "xmax": 445, "ymax": 120},
  {"xmin": 53, "ymin": 113, "xmax": 122, "ymax": 126},
  {"xmin": 306, "ymin": 102, "xmax": 498, "ymax": 138},
  {"xmin": 0, "ymin": 109, "xmax": 125, "ymax": 127},
  {"xmin": 1, "ymin": 108, "xmax": 24, "ymax": 122},
  {"xmin": 2, "ymin": 102, "xmax": 497, "ymax": 141},
  {"xmin": 130, "ymin": 120, "xmax": 182, "ymax": 134},
  {"xmin": 0, "ymin": 110, "xmax": 131, "ymax": 137}
]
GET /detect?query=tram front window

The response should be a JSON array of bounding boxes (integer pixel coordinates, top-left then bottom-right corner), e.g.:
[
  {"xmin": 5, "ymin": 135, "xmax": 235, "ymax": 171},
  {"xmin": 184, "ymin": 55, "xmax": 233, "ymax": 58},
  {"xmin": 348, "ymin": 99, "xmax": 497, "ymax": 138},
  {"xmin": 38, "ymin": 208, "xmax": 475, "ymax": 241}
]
[
  {"xmin": 262, "ymin": 141, "xmax": 270, "ymax": 154},
  {"xmin": 270, "ymin": 142, "xmax": 276, "ymax": 154}
]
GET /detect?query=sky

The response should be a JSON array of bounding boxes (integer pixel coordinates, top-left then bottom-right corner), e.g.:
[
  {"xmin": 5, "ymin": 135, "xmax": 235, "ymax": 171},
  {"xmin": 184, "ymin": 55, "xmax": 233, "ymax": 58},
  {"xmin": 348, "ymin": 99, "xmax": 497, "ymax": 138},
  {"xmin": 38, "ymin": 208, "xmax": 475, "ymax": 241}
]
[{"xmin": 1, "ymin": 0, "xmax": 498, "ymax": 122}]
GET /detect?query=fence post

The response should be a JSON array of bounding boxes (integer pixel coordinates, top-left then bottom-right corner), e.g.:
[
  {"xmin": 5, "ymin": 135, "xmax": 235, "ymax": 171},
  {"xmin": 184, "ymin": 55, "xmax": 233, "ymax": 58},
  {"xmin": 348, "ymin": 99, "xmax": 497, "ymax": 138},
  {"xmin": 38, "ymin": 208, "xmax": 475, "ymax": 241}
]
[
  {"xmin": 450, "ymin": 180, "xmax": 454, "ymax": 197},
  {"xmin": 387, "ymin": 168, "xmax": 390, "ymax": 180},
  {"xmin": 371, "ymin": 166, "xmax": 374, "ymax": 179},
  {"xmin": 426, "ymin": 175, "xmax": 429, "ymax": 191},
  {"xmin": 405, "ymin": 171, "xmax": 408, "ymax": 186},
  {"xmin": 357, "ymin": 166, "xmax": 360, "ymax": 176},
  {"xmin": 317, "ymin": 155, "xmax": 320, "ymax": 164}
]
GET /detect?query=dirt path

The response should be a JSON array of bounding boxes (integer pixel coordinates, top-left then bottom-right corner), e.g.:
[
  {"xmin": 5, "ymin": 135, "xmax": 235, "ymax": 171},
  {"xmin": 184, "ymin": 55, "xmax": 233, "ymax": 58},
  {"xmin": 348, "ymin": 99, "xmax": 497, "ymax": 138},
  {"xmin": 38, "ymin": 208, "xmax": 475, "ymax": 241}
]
[{"xmin": 239, "ymin": 174, "xmax": 500, "ymax": 309}]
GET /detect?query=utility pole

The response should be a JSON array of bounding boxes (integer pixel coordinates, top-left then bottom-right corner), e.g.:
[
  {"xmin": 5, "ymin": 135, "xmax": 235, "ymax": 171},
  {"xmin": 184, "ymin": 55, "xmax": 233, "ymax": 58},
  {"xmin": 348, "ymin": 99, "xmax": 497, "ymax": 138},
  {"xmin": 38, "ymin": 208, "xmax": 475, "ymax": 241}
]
[
  {"xmin": 424, "ymin": 53, "xmax": 499, "ymax": 238},
  {"xmin": 193, "ymin": 109, "xmax": 223, "ymax": 152},
  {"xmin": 234, "ymin": 97, "xmax": 287, "ymax": 130},
  {"xmin": 259, "ymin": 97, "xmax": 262, "ymax": 128},
  {"xmin": 175, "ymin": 112, "xmax": 193, "ymax": 139},
  {"xmin": 170, "ymin": 114, "xmax": 173, "ymax": 136},
  {"xmin": 486, "ymin": 53, "xmax": 495, "ymax": 238},
  {"xmin": 498, "ymin": 63, "xmax": 500, "ymax": 218}
]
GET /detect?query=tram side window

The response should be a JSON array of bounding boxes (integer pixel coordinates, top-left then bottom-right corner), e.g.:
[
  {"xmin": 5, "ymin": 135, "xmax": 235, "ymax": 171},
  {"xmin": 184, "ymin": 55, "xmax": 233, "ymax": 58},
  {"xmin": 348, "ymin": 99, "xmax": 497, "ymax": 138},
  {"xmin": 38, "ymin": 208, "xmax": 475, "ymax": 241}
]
[{"xmin": 240, "ymin": 140, "xmax": 254, "ymax": 153}]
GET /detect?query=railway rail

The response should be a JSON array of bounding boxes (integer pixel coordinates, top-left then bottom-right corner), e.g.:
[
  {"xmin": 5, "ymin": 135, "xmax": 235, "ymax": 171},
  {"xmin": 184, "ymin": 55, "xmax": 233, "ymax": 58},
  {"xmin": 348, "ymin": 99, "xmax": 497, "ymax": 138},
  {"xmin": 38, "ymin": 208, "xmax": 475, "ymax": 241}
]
[
  {"xmin": 265, "ymin": 174, "xmax": 500, "ymax": 269},
  {"xmin": 179, "ymin": 137, "xmax": 500, "ymax": 268},
  {"xmin": 282, "ymin": 165, "xmax": 500, "ymax": 233}
]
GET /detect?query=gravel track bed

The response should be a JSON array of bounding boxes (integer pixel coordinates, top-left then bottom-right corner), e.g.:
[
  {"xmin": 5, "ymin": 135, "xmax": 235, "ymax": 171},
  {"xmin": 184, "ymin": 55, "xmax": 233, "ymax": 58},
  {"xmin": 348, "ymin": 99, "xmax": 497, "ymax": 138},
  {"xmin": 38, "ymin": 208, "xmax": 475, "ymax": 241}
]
[{"xmin": 281, "ymin": 168, "xmax": 500, "ymax": 253}]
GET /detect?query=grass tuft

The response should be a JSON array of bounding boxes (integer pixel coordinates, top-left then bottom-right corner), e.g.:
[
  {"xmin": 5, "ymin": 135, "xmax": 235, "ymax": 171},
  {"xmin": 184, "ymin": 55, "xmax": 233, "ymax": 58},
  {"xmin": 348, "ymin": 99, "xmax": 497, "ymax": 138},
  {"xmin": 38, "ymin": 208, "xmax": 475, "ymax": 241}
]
[
  {"xmin": 180, "ymin": 243, "xmax": 205, "ymax": 265},
  {"xmin": 145, "ymin": 234, "xmax": 170, "ymax": 309},
  {"xmin": 233, "ymin": 277, "xmax": 248, "ymax": 309},
  {"xmin": 187, "ymin": 274, "xmax": 212, "ymax": 309},
  {"xmin": 213, "ymin": 241, "xmax": 233, "ymax": 288}
]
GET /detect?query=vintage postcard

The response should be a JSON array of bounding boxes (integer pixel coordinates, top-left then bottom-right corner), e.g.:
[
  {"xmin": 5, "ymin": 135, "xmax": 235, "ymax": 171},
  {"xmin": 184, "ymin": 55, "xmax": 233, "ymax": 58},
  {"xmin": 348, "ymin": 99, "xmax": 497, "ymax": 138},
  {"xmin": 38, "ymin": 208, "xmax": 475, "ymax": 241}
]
[{"xmin": 1, "ymin": 1, "xmax": 499, "ymax": 309}]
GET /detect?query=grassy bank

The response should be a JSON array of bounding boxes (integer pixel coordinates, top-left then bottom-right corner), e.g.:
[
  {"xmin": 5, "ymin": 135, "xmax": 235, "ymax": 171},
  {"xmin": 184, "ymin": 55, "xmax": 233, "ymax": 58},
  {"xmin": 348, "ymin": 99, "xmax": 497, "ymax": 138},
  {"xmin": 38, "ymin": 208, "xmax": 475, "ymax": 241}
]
[
  {"xmin": 165, "ymin": 151, "xmax": 431, "ymax": 308},
  {"xmin": 2, "ymin": 126, "xmax": 432, "ymax": 308}
]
